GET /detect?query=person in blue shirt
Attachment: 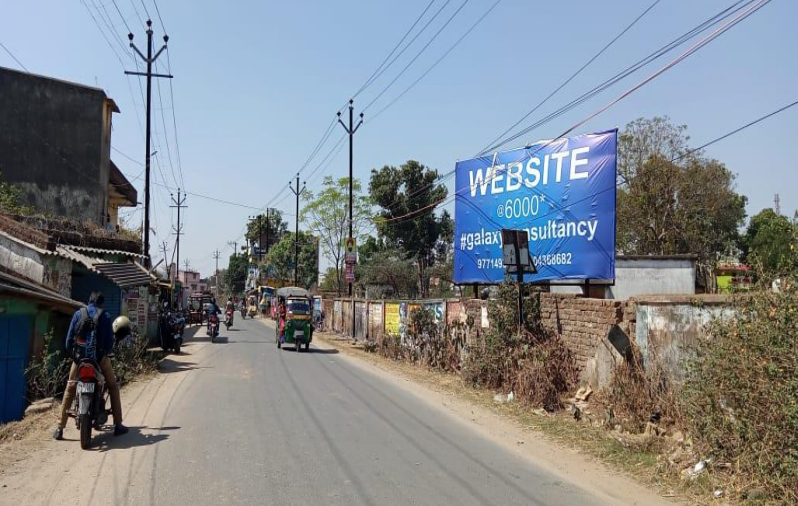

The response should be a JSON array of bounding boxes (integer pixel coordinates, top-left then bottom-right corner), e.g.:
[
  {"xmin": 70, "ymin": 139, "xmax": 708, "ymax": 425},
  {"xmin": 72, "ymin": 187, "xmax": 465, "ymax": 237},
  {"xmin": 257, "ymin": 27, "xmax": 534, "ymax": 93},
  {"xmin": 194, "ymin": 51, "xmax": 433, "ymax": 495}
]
[{"xmin": 54, "ymin": 292, "xmax": 128, "ymax": 440}]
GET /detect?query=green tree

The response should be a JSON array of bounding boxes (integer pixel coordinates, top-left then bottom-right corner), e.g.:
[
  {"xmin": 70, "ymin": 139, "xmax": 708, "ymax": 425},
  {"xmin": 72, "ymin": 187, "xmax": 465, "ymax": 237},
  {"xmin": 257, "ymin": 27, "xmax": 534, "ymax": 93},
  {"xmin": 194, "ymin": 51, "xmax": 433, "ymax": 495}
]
[
  {"xmin": 0, "ymin": 172, "xmax": 32, "ymax": 215},
  {"xmin": 742, "ymin": 208, "xmax": 798, "ymax": 277},
  {"xmin": 301, "ymin": 176, "xmax": 371, "ymax": 294},
  {"xmin": 224, "ymin": 253, "xmax": 248, "ymax": 295},
  {"xmin": 264, "ymin": 231, "xmax": 319, "ymax": 289},
  {"xmin": 246, "ymin": 210, "xmax": 288, "ymax": 258},
  {"xmin": 370, "ymin": 160, "xmax": 452, "ymax": 297},
  {"xmin": 617, "ymin": 117, "xmax": 747, "ymax": 289},
  {"xmin": 355, "ymin": 239, "xmax": 418, "ymax": 298}
]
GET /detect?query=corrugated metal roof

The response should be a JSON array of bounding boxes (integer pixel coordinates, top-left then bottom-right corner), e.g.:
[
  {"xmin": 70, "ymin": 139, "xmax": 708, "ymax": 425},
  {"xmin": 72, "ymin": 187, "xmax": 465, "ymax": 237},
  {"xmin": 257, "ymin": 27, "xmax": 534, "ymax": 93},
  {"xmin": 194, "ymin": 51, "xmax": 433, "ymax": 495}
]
[
  {"xmin": 95, "ymin": 263, "xmax": 152, "ymax": 288},
  {"xmin": 66, "ymin": 245, "xmax": 145, "ymax": 258},
  {"xmin": 0, "ymin": 270, "xmax": 82, "ymax": 313}
]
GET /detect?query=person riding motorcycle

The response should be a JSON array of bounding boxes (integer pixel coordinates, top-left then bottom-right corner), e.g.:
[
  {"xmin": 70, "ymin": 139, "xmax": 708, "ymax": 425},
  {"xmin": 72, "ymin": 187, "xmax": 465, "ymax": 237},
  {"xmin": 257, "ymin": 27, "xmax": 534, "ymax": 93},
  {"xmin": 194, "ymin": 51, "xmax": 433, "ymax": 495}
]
[
  {"xmin": 206, "ymin": 298, "xmax": 221, "ymax": 332},
  {"xmin": 54, "ymin": 292, "xmax": 128, "ymax": 440},
  {"xmin": 225, "ymin": 297, "xmax": 235, "ymax": 325}
]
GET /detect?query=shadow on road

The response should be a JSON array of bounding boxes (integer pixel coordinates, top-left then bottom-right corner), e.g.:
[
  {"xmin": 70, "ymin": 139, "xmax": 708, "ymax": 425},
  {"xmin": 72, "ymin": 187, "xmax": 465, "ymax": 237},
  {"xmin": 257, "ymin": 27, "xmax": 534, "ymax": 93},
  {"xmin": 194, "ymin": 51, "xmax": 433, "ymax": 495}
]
[
  {"xmin": 306, "ymin": 347, "xmax": 339, "ymax": 355},
  {"xmin": 92, "ymin": 425, "xmax": 178, "ymax": 452},
  {"xmin": 158, "ymin": 359, "xmax": 209, "ymax": 374}
]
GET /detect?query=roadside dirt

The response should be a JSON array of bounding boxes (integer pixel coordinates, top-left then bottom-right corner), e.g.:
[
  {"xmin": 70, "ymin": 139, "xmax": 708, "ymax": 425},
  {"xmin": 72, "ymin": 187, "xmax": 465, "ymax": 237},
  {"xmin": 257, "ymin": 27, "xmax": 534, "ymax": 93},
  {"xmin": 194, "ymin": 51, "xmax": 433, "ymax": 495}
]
[{"xmin": 310, "ymin": 329, "xmax": 682, "ymax": 506}]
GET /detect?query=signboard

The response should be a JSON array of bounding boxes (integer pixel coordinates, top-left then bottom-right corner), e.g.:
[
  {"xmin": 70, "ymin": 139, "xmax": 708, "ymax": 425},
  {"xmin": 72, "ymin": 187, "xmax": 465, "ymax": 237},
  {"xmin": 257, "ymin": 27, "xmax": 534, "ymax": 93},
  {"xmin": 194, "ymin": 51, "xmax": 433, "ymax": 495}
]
[
  {"xmin": 385, "ymin": 303, "xmax": 400, "ymax": 335},
  {"xmin": 344, "ymin": 237, "xmax": 357, "ymax": 265},
  {"xmin": 344, "ymin": 263, "xmax": 355, "ymax": 283},
  {"xmin": 454, "ymin": 130, "xmax": 617, "ymax": 283}
]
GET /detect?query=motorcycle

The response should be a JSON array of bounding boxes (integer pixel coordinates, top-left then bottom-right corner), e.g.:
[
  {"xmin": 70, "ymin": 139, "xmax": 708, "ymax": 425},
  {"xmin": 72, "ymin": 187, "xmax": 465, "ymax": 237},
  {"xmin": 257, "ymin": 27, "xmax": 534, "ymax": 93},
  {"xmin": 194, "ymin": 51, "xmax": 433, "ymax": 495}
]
[
  {"xmin": 208, "ymin": 313, "xmax": 220, "ymax": 342},
  {"xmin": 159, "ymin": 312, "xmax": 183, "ymax": 354},
  {"xmin": 73, "ymin": 358, "xmax": 110, "ymax": 450},
  {"xmin": 224, "ymin": 308, "xmax": 234, "ymax": 330}
]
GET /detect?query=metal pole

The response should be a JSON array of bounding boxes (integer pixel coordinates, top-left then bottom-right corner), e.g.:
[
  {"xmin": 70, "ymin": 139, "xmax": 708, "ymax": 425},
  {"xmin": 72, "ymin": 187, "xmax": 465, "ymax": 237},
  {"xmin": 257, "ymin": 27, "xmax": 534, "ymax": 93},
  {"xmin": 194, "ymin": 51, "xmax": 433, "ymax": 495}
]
[
  {"xmin": 295, "ymin": 175, "xmax": 300, "ymax": 285},
  {"xmin": 265, "ymin": 208, "xmax": 270, "ymax": 256},
  {"xmin": 143, "ymin": 23, "xmax": 153, "ymax": 265}
]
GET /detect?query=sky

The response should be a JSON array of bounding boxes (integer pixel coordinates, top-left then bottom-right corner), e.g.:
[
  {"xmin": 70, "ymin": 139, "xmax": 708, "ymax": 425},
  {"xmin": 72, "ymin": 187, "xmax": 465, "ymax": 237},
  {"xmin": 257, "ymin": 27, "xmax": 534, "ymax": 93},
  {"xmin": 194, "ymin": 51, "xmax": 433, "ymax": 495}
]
[{"xmin": 2, "ymin": 0, "xmax": 796, "ymax": 276}]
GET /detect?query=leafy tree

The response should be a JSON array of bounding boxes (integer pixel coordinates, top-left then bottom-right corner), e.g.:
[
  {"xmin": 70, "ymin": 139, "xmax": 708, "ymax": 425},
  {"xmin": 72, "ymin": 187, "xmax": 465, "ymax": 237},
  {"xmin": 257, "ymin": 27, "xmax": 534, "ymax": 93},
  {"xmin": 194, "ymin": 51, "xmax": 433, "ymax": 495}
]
[
  {"xmin": 370, "ymin": 160, "xmax": 452, "ymax": 297},
  {"xmin": 224, "ymin": 253, "xmax": 248, "ymax": 295},
  {"xmin": 742, "ymin": 208, "xmax": 798, "ymax": 277},
  {"xmin": 246, "ymin": 210, "xmax": 287, "ymax": 258},
  {"xmin": 355, "ymin": 239, "xmax": 418, "ymax": 298},
  {"xmin": 264, "ymin": 231, "xmax": 319, "ymax": 289},
  {"xmin": 0, "ymin": 171, "xmax": 32, "ymax": 215},
  {"xmin": 617, "ymin": 117, "xmax": 747, "ymax": 289},
  {"xmin": 301, "ymin": 176, "xmax": 371, "ymax": 294}
]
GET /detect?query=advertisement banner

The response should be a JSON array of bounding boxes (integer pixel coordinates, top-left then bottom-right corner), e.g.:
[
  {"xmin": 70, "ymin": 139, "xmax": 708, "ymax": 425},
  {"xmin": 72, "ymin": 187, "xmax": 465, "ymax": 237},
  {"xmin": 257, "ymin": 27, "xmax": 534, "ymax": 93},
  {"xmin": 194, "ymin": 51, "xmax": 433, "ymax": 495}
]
[
  {"xmin": 384, "ymin": 302, "xmax": 400, "ymax": 335},
  {"xmin": 454, "ymin": 130, "xmax": 617, "ymax": 283}
]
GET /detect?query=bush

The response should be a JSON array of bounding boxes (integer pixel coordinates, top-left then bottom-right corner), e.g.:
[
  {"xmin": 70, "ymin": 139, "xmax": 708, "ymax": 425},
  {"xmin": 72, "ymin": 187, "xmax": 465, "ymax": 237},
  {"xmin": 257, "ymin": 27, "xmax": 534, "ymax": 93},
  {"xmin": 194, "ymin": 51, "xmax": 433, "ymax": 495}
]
[
  {"xmin": 25, "ymin": 330, "xmax": 70, "ymax": 400},
  {"xmin": 461, "ymin": 283, "xmax": 577, "ymax": 411},
  {"xmin": 112, "ymin": 334, "xmax": 159, "ymax": 386},
  {"xmin": 679, "ymin": 278, "xmax": 798, "ymax": 503}
]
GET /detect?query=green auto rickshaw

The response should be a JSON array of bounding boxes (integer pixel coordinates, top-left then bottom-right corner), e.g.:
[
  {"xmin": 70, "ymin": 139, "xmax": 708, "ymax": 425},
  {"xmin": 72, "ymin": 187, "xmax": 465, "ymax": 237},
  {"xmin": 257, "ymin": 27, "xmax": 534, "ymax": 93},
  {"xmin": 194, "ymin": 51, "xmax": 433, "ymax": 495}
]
[{"xmin": 276, "ymin": 287, "xmax": 313, "ymax": 352}]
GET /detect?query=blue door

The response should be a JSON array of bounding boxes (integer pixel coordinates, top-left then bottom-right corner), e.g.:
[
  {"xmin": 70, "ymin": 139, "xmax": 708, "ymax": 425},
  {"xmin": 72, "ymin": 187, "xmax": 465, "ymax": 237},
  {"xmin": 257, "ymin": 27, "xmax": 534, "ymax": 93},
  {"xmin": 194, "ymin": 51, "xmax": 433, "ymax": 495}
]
[{"xmin": 0, "ymin": 315, "xmax": 32, "ymax": 424}]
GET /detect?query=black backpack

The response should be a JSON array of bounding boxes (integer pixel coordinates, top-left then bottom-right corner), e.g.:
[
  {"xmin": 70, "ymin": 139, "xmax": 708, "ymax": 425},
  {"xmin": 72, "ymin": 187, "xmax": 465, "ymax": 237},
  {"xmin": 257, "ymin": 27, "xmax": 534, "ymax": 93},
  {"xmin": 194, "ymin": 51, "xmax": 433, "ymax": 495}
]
[{"xmin": 73, "ymin": 308, "xmax": 103, "ymax": 361}]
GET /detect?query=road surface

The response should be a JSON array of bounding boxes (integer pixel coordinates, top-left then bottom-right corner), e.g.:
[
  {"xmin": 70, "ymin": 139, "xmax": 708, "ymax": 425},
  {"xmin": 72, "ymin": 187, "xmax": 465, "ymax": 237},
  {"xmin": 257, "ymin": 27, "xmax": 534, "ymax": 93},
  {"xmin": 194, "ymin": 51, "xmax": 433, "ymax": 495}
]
[{"xmin": 1, "ymin": 316, "xmax": 663, "ymax": 506}]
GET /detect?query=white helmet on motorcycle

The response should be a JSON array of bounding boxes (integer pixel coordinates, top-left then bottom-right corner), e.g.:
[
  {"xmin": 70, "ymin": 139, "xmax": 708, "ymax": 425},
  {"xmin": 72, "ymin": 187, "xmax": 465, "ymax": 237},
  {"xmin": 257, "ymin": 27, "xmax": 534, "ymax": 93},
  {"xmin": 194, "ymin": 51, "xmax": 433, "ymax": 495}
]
[{"xmin": 112, "ymin": 315, "xmax": 133, "ymax": 340}]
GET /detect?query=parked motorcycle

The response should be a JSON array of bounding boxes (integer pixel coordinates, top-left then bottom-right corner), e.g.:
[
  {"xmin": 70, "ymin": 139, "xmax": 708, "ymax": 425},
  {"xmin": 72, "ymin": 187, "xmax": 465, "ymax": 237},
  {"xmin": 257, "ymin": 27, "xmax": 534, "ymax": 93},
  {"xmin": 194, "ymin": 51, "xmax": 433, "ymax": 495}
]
[
  {"xmin": 159, "ymin": 311, "xmax": 183, "ymax": 354},
  {"xmin": 224, "ymin": 308, "xmax": 234, "ymax": 330},
  {"xmin": 72, "ymin": 359, "xmax": 110, "ymax": 450},
  {"xmin": 208, "ymin": 313, "xmax": 220, "ymax": 342}
]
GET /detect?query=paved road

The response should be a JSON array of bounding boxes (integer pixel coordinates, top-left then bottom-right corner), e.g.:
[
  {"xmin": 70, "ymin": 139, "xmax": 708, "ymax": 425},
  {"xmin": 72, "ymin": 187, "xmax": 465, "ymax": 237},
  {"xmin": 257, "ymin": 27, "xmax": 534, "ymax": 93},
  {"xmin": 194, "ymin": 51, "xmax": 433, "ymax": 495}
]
[{"xmin": 3, "ymin": 317, "xmax": 624, "ymax": 506}]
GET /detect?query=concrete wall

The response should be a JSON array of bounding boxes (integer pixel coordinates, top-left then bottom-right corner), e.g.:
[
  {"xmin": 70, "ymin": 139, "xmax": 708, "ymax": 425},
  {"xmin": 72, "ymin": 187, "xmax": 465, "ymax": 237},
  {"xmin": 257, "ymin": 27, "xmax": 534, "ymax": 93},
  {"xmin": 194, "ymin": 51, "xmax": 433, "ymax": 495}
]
[
  {"xmin": 0, "ymin": 232, "xmax": 73, "ymax": 297},
  {"xmin": 0, "ymin": 66, "xmax": 113, "ymax": 225},
  {"xmin": 634, "ymin": 294, "xmax": 732, "ymax": 383},
  {"xmin": 608, "ymin": 258, "xmax": 696, "ymax": 300}
]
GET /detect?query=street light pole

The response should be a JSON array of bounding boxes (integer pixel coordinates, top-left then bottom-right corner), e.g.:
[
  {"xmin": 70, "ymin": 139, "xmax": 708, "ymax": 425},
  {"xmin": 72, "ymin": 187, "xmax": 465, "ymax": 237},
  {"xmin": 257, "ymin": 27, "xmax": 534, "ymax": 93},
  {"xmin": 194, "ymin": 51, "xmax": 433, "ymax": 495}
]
[{"xmin": 289, "ymin": 174, "xmax": 306, "ymax": 285}]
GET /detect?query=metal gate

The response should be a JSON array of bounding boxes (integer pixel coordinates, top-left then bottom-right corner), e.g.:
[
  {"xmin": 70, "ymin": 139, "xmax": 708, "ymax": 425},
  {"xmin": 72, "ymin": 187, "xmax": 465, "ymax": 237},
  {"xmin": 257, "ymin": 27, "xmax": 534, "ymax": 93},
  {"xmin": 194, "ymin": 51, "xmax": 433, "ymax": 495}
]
[{"xmin": 0, "ymin": 315, "xmax": 32, "ymax": 424}]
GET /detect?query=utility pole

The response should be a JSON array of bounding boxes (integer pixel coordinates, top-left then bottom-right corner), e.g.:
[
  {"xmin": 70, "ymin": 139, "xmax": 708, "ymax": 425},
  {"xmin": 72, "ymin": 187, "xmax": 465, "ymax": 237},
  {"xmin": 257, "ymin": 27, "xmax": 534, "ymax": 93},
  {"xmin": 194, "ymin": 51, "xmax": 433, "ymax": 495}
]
[
  {"xmin": 264, "ymin": 208, "xmax": 271, "ymax": 257},
  {"xmin": 228, "ymin": 241, "xmax": 237, "ymax": 258},
  {"xmin": 170, "ymin": 188, "xmax": 187, "ymax": 283},
  {"xmin": 289, "ymin": 174, "xmax": 307, "ymax": 285},
  {"xmin": 213, "ymin": 250, "xmax": 221, "ymax": 297},
  {"xmin": 125, "ymin": 20, "xmax": 172, "ymax": 266},
  {"xmin": 337, "ymin": 99, "xmax": 363, "ymax": 338},
  {"xmin": 249, "ymin": 215, "xmax": 264, "ymax": 262},
  {"xmin": 161, "ymin": 241, "xmax": 169, "ymax": 278},
  {"xmin": 337, "ymin": 100, "xmax": 364, "ymax": 296}
]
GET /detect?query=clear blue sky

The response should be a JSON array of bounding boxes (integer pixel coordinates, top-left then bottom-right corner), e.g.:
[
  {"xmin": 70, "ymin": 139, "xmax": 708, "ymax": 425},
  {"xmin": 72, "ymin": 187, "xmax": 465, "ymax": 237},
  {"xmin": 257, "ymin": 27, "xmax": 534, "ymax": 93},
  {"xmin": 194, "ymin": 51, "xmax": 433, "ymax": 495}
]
[{"xmin": 2, "ymin": 0, "xmax": 796, "ymax": 276}]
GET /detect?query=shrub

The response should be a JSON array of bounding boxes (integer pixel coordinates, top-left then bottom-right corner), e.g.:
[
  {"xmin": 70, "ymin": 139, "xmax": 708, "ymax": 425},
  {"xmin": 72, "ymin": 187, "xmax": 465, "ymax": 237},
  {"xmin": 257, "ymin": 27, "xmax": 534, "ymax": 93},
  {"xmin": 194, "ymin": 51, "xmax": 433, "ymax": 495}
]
[
  {"xmin": 25, "ymin": 330, "xmax": 70, "ymax": 400},
  {"xmin": 679, "ymin": 278, "xmax": 798, "ymax": 503},
  {"xmin": 112, "ymin": 334, "xmax": 159, "ymax": 386},
  {"xmin": 461, "ymin": 283, "xmax": 577, "ymax": 410}
]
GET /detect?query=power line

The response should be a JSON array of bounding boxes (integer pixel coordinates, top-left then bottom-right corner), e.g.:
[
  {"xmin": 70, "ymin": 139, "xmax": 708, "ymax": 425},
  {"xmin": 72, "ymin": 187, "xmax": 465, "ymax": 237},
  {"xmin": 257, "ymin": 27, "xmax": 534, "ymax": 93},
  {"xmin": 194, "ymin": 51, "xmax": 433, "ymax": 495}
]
[
  {"xmin": 0, "ymin": 41, "xmax": 29, "ymax": 72},
  {"xmin": 152, "ymin": 0, "xmax": 167, "ymax": 32},
  {"xmin": 673, "ymin": 98, "xmax": 798, "ymax": 162},
  {"xmin": 112, "ymin": 145, "xmax": 144, "ymax": 165},
  {"xmin": 374, "ymin": 0, "xmax": 754, "ymax": 216},
  {"xmin": 479, "ymin": 0, "xmax": 662, "ymax": 155},
  {"xmin": 378, "ymin": 0, "xmax": 771, "ymax": 226},
  {"xmin": 128, "ymin": 0, "xmax": 144, "ymax": 25},
  {"xmin": 165, "ymin": 51, "xmax": 186, "ymax": 190},
  {"xmin": 363, "ymin": 0, "xmax": 471, "ymax": 112},
  {"xmin": 352, "ymin": 0, "xmax": 438, "ymax": 98},
  {"xmin": 369, "ymin": 0, "xmax": 502, "ymax": 123},
  {"xmin": 480, "ymin": 0, "xmax": 756, "ymax": 155},
  {"xmin": 110, "ymin": 0, "xmax": 133, "ymax": 33}
]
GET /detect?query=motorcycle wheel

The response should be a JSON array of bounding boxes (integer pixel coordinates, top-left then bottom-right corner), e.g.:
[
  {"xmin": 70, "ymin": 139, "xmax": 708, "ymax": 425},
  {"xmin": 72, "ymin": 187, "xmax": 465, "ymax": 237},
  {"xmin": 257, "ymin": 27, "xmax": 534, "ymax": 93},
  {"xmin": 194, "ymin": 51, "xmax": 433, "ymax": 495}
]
[{"xmin": 79, "ymin": 414, "xmax": 92, "ymax": 449}]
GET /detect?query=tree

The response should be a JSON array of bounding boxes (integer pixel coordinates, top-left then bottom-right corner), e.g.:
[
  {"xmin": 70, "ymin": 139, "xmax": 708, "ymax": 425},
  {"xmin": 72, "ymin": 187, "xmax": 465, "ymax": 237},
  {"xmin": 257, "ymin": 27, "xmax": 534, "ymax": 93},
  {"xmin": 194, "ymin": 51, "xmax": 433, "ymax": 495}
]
[
  {"xmin": 264, "ymin": 231, "xmax": 319, "ymax": 289},
  {"xmin": 370, "ymin": 160, "xmax": 451, "ymax": 297},
  {"xmin": 355, "ymin": 237, "xmax": 418, "ymax": 298},
  {"xmin": 301, "ymin": 176, "xmax": 371, "ymax": 294},
  {"xmin": 224, "ymin": 253, "xmax": 248, "ymax": 295},
  {"xmin": 617, "ymin": 117, "xmax": 747, "ymax": 289},
  {"xmin": 0, "ymin": 172, "xmax": 32, "ymax": 215},
  {"xmin": 742, "ymin": 208, "xmax": 798, "ymax": 277},
  {"xmin": 246, "ymin": 210, "xmax": 287, "ymax": 258}
]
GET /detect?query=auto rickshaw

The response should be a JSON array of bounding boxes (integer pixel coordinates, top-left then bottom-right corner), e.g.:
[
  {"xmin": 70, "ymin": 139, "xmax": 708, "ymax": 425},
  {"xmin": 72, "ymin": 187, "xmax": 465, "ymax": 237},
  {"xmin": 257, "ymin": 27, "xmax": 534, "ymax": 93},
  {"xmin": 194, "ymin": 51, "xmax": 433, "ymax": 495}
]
[
  {"xmin": 247, "ymin": 295, "xmax": 258, "ymax": 317},
  {"xmin": 275, "ymin": 287, "xmax": 313, "ymax": 352}
]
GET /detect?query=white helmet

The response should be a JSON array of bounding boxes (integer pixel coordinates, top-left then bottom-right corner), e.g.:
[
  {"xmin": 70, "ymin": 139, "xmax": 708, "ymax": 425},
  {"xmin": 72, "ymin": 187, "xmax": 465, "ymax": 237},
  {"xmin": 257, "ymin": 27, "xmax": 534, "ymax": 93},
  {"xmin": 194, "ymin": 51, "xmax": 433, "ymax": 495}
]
[{"xmin": 112, "ymin": 315, "xmax": 132, "ymax": 339}]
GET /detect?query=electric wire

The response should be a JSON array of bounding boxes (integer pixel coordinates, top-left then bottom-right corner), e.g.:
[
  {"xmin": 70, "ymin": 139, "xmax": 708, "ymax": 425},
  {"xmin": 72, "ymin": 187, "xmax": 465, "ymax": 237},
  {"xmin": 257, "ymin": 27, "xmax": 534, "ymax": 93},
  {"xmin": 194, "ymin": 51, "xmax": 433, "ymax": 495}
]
[
  {"xmin": 377, "ymin": 0, "xmax": 770, "ymax": 226},
  {"xmin": 479, "ymin": 0, "xmax": 663, "ymax": 156},
  {"xmin": 363, "ymin": 0, "xmax": 471, "ymax": 112},
  {"xmin": 0, "ymin": 41, "xmax": 29, "ymax": 72},
  {"xmin": 352, "ymin": 0, "xmax": 438, "ymax": 98}
]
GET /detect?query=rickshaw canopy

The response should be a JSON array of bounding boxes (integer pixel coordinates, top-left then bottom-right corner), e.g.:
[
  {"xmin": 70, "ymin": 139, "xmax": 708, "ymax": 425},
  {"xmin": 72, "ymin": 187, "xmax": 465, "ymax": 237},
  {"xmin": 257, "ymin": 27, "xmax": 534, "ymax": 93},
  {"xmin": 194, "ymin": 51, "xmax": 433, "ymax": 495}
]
[{"xmin": 276, "ymin": 286, "xmax": 311, "ymax": 299}]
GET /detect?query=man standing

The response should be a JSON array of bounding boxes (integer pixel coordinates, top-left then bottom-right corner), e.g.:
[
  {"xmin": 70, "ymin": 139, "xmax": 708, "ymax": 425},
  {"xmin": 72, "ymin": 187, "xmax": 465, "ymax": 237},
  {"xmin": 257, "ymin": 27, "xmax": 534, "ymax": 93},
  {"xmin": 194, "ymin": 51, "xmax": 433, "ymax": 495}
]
[{"xmin": 54, "ymin": 292, "xmax": 128, "ymax": 440}]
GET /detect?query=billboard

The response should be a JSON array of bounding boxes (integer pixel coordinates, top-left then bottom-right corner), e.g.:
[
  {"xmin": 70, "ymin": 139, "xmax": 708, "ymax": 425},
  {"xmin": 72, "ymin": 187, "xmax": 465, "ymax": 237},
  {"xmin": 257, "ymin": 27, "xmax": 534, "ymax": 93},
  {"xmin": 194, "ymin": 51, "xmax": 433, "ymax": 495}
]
[{"xmin": 454, "ymin": 130, "xmax": 617, "ymax": 283}]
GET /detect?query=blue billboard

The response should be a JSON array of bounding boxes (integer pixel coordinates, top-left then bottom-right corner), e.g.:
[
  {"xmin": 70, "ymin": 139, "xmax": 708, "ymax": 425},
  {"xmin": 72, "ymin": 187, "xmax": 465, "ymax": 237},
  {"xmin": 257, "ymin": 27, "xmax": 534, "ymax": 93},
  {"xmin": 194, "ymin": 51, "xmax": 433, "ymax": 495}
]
[{"xmin": 453, "ymin": 130, "xmax": 617, "ymax": 283}]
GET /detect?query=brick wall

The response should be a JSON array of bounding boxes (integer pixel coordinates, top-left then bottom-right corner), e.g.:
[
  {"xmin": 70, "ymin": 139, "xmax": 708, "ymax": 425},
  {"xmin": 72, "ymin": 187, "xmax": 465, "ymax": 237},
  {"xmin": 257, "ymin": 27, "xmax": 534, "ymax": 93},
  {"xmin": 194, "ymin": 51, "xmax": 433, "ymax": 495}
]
[{"xmin": 539, "ymin": 294, "xmax": 634, "ymax": 371}]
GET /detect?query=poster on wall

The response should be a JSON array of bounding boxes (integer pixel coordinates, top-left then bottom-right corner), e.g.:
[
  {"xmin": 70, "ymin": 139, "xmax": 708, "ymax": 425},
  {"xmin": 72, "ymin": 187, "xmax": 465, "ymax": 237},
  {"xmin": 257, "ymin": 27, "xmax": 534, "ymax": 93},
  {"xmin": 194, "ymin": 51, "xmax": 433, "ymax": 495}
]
[
  {"xmin": 454, "ymin": 130, "xmax": 617, "ymax": 283},
  {"xmin": 385, "ymin": 303, "xmax": 400, "ymax": 335}
]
